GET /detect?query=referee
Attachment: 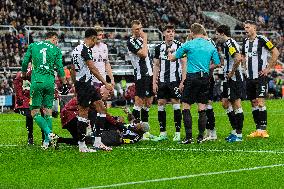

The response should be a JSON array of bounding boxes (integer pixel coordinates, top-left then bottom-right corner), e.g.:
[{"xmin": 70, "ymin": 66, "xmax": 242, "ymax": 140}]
[{"xmin": 169, "ymin": 23, "xmax": 220, "ymax": 144}]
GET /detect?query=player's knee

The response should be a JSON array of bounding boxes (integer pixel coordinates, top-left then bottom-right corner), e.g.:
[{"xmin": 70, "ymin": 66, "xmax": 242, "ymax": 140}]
[
  {"xmin": 158, "ymin": 105, "xmax": 165, "ymax": 111},
  {"xmin": 222, "ymin": 101, "xmax": 229, "ymax": 109},
  {"xmin": 173, "ymin": 104, "xmax": 181, "ymax": 110}
]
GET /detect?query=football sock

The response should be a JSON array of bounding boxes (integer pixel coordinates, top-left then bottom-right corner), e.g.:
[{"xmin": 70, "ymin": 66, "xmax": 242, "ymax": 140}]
[
  {"xmin": 141, "ymin": 107, "xmax": 149, "ymax": 123},
  {"xmin": 258, "ymin": 106, "xmax": 267, "ymax": 130},
  {"xmin": 225, "ymin": 106, "xmax": 236, "ymax": 130},
  {"xmin": 198, "ymin": 110, "xmax": 207, "ymax": 136},
  {"xmin": 95, "ymin": 113, "xmax": 106, "ymax": 137},
  {"xmin": 132, "ymin": 105, "xmax": 141, "ymax": 120},
  {"xmin": 252, "ymin": 106, "xmax": 260, "ymax": 130},
  {"xmin": 234, "ymin": 108, "xmax": 244, "ymax": 134},
  {"xmin": 77, "ymin": 116, "xmax": 88, "ymax": 142},
  {"xmin": 206, "ymin": 105, "xmax": 215, "ymax": 130},
  {"xmin": 88, "ymin": 108, "xmax": 97, "ymax": 137},
  {"xmin": 158, "ymin": 105, "xmax": 166, "ymax": 132},
  {"xmin": 44, "ymin": 115, "xmax": 52, "ymax": 131},
  {"xmin": 182, "ymin": 109, "xmax": 192, "ymax": 139},
  {"xmin": 26, "ymin": 115, "xmax": 33, "ymax": 139},
  {"xmin": 34, "ymin": 113, "xmax": 51, "ymax": 143},
  {"xmin": 173, "ymin": 104, "xmax": 181, "ymax": 132}
]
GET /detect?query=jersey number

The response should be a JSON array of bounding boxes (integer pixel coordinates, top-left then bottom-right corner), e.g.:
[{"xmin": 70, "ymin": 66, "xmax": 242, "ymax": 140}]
[
  {"xmin": 259, "ymin": 86, "xmax": 266, "ymax": 97},
  {"xmin": 40, "ymin": 48, "xmax": 47, "ymax": 64},
  {"xmin": 39, "ymin": 48, "xmax": 49, "ymax": 70}
]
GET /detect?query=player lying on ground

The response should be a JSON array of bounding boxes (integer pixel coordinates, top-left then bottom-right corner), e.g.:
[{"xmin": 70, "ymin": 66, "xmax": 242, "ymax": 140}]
[{"xmin": 58, "ymin": 96, "xmax": 148, "ymax": 147}]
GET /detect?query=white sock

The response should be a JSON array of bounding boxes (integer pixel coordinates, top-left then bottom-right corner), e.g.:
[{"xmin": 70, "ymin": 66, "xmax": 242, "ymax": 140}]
[
  {"xmin": 160, "ymin": 132, "xmax": 167, "ymax": 136},
  {"xmin": 231, "ymin": 129, "xmax": 236, "ymax": 135},
  {"xmin": 236, "ymin": 133, "xmax": 242, "ymax": 138},
  {"xmin": 94, "ymin": 137, "xmax": 102, "ymax": 146},
  {"xmin": 78, "ymin": 141, "xmax": 86, "ymax": 148}
]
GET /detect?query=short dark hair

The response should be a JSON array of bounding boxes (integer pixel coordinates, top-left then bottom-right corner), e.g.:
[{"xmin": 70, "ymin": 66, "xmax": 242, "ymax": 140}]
[
  {"xmin": 244, "ymin": 20, "xmax": 257, "ymax": 26},
  {"xmin": 216, "ymin": 25, "xmax": 231, "ymax": 37},
  {"xmin": 85, "ymin": 28, "xmax": 97, "ymax": 38},
  {"xmin": 45, "ymin": 32, "xmax": 58, "ymax": 39},
  {"xmin": 162, "ymin": 24, "xmax": 175, "ymax": 32},
  {"xmin": 131, "ymin": 20, "xmax": 141, "ymax": 27}
]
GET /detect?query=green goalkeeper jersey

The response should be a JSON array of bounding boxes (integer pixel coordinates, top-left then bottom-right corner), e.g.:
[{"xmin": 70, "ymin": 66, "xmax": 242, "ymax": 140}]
[{"xmin": 21, "ymin": 40, "xmax": 65, "ymax": 83}]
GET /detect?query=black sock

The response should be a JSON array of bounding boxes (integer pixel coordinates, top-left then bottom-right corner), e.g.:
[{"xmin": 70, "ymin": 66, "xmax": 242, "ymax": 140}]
[
  {"xmin": 234, "ymin": 108, "xmax": 244, "ymax": 134},
  {"xmin": 182, "ymin": 109, "xmax": 192, "ymax": 139},
  {"xmin": 259, "ymin": 107, "xmax": 267, "ymax": 130},
  {"xmin": 206, "ymin": 108, "xmax": 215, "ymax": 130},
  {"xmin": 141, "ymin": 107, "xmax": 149, "ymax": 123},
  {"xmin": 174, "ymin": 109, "xmax": 181, "ymax": 132},
  {"xmin": 132, "ymin": 105, "xmax": 141, "ymax": 120},
  {"xmin": 198, "ymin": 110, "xmax": 207, "ymax": 136},
  {"xmin": 227, "ymin": 108, "xmax": 236, "ymax": 130},
  {"xmin": 77, "ymin": 117, "xmax": 88, "ymax": 142},
  {"xmin": 26, "ymin": 115, "xmax": 33, "ymax": 139},
  {"xmin": 95, "ymin": 113, "xmax": 106, "ymax": 137},
  {"xmin": 88, "ymin": 108, "xmax": 97, "ymax": 139},
  {"xmin": 158, "ymin": 110, "xmax": 166, "ymax": 132},
  {"xmin": 252, "ymin": 108, "xmax": 260, "ymax": 130},
  {"xmin": 57, "ymin": 137, "xmax": 77, "ymax": 145}
]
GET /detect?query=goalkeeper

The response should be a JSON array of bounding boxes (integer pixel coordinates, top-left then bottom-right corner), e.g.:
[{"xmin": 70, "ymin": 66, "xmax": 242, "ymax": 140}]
[{"xmin": 21, "ymin": 32, "xmax": 69, "ymax": 149}]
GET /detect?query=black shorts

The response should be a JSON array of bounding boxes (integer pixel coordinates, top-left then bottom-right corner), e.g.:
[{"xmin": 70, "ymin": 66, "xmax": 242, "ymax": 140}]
[
  {"xmin": 221, "ymin": 79, "xmax": 243, "ymax": 101},
  {"xmin": 135, "ymin": 76, "xmax": 153, "ymax": 98},
  {"xmin": 208, "ymin": 76, "xmax": 215, "ymax": 101},
  {"xmin": 246, "ymin": 76, "xmax": 268, "ymax": 100},
  {"xmin": 157, "ymin": 82, "xmax": 181, "ymax": 100},
  {"xmin": 75, "ymin": 80, "xmax": 101, "ymax": 107},
  {"xmin": 182, "ymin": 73, "xmax": 210, "ymax": 105}
]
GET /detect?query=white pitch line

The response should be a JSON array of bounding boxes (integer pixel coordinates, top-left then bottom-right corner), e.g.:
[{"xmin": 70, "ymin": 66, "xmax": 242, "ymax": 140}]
[
  {"xmin": 119, "ymin": 146, "xmax": 284, "ymax": 154},
  {"xmin": 0, "ymin": 144, "xmax": 19, "ymax": 147},
  {"xmin": 0, "ymin": 144, "xmax": 284, "ymax": 155},
  {"xmin": 78, "ymin": 163, "xmax": 284, "ymax": 189}
]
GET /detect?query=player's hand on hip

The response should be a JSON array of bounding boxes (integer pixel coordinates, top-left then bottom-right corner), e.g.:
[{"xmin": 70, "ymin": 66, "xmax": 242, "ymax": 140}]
[
  {"xmin": 179, "ymin": 82, "xmax": 184, "ymax": 92},
  {"xmin": 259, "ymin": 68, "xmax": 269, "ymax": 76}
]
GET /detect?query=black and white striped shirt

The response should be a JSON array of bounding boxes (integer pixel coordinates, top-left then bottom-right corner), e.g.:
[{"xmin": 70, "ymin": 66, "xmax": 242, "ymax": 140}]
[
  {"xmin": 222, "ymin": 38, "xmax": 243, "ymax": 81},
  {"xmin": 242, "ymin": 35, "xmax": 275, "ymax": 79},
  {"xmin": 71, "ymin": 43, "xmax": 93, "ymax": 83},
  {"xmin": 127, "ymin": 37, "xmax": 153, "ymax": 80},
  {"xmin": 154, "ymin": 40, "xmax": 182, "ymax": 83}
]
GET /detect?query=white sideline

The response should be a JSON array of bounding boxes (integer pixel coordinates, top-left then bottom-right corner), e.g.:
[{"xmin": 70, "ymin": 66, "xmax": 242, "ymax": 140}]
[
  {"xmin": 1, "ymin": 144, "xmax": 284, "ymax": 155},
  {"xmin": 119, "ymin": 147, "xmax": 284, "ymax": 154},
  {"xmin": 78, "ymin": 164, "xmax": 284, "ymax": 189}
]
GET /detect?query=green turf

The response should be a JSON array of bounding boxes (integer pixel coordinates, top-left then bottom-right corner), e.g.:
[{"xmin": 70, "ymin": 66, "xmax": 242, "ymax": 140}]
[{"xmin": 0, "ymin": 99, "xmax": 284, "ymax": 189}]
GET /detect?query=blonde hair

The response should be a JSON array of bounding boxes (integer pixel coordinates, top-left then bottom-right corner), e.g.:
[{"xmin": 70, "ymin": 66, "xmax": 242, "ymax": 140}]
[{"xmin": 190, "ymin": 23, "xmax": 206, "ymax": 35}]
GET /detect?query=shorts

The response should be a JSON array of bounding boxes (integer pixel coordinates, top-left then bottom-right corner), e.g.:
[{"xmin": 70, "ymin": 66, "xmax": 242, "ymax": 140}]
[
  {"xmin": 157, "ymin": 81, "xmax": 181, "ymax": 100},
  {"xmin": 30, "ymin": 82, "xmax": 55, "ymax": 110},
  {"xmin": 135, "ymin": 76, "xmax": 153, "ymax": 98},
  {"xmin": 221, "ymin": 79, "xmax": 243, "ymax": 101},
  {"xmin": 182, "ymin": 73, "xmax": 210, "ymax": 105},
  {"xmin": 75, "ymin": 80, "xmax": 101, "ymax": 107},
  {"xmin": 246, "ymin": 76, "xmax": 268, "ymax": 100}
]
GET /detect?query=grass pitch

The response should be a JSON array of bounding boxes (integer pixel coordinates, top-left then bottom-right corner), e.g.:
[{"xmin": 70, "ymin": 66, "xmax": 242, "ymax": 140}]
[{"xmin": 0, "ymin": 99, "xmax": 284, "ymax": 189}]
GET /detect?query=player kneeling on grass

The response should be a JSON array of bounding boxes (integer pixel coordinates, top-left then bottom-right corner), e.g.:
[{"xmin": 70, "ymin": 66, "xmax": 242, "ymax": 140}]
[
  {"xmin": 58, "ymin": 96, "xmax": 148, "ymax": 148},
  {"xmin": 21, "ymin": 32, "xmax": 69, "ymax": 150}
]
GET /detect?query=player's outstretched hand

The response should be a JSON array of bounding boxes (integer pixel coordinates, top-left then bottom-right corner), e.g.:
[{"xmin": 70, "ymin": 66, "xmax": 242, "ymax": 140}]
[{"xmin": 61, "ymin": 84, "xmax": 69, "ymax": 95}]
